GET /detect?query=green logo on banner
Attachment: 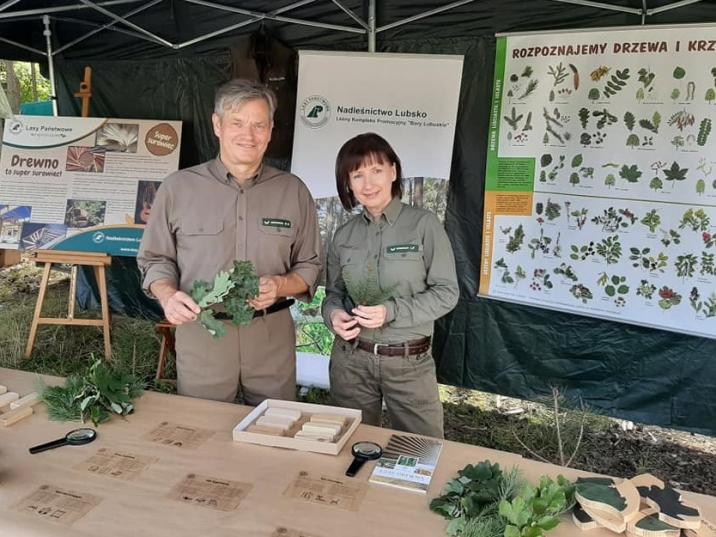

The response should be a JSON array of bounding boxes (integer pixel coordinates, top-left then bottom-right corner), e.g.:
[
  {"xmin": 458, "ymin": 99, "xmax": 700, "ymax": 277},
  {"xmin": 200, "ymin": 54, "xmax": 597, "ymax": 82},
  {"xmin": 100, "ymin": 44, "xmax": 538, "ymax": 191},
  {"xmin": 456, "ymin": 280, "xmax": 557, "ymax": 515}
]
[
  {"xmin": 262, "ymin": 218, "xmax": 291, "ymax": 229},
  {"xmin": 387, "ymin": 244, "xmax": 419, "ymax": 253}
]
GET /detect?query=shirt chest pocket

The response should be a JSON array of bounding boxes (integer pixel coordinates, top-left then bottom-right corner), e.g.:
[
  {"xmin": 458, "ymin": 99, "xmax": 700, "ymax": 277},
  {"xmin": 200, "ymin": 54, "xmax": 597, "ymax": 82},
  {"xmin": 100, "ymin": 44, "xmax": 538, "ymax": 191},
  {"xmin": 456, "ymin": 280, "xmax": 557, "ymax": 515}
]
[
  {"xmin": 258, "ymin": 217, "xmax": 294, "ymax": 240},
  {"xmin": 179, "ymin": 219, "xmax": 224, "ymax": 237},
  {"xmin": 338, "ymin": 246, "xmax": 368, "ymax": 282}
]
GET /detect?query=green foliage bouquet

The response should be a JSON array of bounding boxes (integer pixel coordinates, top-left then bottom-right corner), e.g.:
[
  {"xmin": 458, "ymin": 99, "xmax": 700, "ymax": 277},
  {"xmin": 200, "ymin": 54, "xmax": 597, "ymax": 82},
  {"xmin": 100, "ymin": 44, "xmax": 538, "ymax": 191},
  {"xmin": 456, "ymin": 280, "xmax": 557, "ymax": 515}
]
[
  {"xmin": 190, "ymin": 260, "xmax": 260, "ymax": 339},
  {"xmin": 40, "ymin": 359, "xmax": 144, "ymax": 426}
]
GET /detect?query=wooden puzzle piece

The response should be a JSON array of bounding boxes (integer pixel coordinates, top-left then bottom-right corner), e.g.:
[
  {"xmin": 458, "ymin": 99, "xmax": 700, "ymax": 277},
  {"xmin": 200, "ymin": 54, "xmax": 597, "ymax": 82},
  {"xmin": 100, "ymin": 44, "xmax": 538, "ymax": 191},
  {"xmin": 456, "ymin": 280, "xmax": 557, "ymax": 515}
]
[
  {"xmin": 579, "ymin": 502, "xmax": 628, "ymax": 533},
  {"xmin": 630, "ymin": 474, "xmax": 701, "ymax": 530},
  {"xmin": 626, "ymin": 510, "xmax": 681, "ymax": 537},
  {"xmin": 576, "ymin": 476, "xmax": 641, "ymax": 522}
]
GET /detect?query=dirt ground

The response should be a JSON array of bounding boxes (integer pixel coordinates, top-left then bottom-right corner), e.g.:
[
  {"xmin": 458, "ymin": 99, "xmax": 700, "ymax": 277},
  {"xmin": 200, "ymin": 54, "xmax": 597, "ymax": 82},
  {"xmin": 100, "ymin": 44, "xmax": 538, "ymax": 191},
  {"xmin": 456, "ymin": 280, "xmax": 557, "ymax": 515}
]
[{"xmin": 441, "ymin": 387, "xmax": 716, "ymax": 496}]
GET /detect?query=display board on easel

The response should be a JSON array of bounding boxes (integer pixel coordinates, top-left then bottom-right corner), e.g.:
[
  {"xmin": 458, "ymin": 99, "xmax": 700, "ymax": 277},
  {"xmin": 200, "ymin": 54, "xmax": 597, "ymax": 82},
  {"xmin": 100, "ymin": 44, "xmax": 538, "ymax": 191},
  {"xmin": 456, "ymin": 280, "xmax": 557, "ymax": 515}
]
[{"xmin": 0, "ymin": 115, "xmax": 182, "ymax": 256}]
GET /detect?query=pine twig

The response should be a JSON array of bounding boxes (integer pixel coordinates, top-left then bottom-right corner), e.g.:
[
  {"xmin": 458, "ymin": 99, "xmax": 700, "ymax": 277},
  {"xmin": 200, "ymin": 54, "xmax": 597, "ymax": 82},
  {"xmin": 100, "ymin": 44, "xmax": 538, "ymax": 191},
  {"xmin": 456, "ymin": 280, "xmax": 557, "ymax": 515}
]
[
  {"xmin": 565, "ymin": 399, "xmax": 587, "ymax": 468},
  {"xmin": 553, "ymin": 387, "xmax": 565, "ymax": 466},
  {"xmin": 511, "ymin": 429, "xmax": 550, "ymax": 463}
]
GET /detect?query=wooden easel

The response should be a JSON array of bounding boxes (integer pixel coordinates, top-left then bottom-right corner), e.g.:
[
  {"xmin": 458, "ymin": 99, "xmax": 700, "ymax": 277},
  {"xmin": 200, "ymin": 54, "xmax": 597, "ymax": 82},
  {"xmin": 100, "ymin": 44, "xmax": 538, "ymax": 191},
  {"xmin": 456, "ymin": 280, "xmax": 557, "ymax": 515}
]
[
  {"xmin": 74, "ymin": 66, "xmax": 92, "ymax": 117},
  {"xmin": 24, "ymin": 251, "xmax": 113, "ymax": 360}
]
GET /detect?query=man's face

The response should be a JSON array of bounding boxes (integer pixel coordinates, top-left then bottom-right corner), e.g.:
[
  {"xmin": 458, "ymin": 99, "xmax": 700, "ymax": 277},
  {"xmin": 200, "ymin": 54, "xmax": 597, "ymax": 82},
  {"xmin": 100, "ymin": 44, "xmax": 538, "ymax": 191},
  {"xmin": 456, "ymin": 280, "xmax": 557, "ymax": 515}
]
[{"xmin": 212, "ymin": 98, "xmax": 273, "ymax": 170}]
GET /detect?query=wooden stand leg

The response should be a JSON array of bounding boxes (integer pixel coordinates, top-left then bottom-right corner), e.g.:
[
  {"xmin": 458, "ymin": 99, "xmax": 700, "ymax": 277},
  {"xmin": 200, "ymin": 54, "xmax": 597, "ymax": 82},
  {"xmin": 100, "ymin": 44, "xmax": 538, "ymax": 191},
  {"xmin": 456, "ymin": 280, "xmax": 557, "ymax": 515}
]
[
  {"xmin": 154, "ymin": 323, "xmax": 176, "ymax": 380},
  {"xmin": 25, "ymin": 262, "xmax": 52, "ymax": 358},
  {"xmin": 95, "ymin": 265, "xmax": 112, "ymax": 360},
  {"xmin": 68, "ymin": 265, "xmax": 78, "ymax": 320}
]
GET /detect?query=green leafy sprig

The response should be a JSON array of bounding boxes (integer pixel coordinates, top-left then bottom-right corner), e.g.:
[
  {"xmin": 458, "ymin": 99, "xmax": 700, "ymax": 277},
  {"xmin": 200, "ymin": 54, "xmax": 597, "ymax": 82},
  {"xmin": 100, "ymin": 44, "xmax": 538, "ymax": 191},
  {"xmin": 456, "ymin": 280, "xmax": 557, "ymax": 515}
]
[
  {"xmin": 499, "ymin": 475, "xmax": 575, "ymax": 537},
  {"xmin": 191, "ymin": 260, "xmax": 260, "ymax": 339},
  {"xmin": 40, "ymin": 359, "xmax": 144, "ymax": 426}
]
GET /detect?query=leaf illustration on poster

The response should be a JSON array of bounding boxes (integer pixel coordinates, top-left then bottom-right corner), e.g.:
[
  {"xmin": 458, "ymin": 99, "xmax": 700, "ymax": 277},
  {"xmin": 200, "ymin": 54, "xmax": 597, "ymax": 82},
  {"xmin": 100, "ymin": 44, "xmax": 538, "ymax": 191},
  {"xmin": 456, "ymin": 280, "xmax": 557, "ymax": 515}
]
[{"xmin": 481, "ymin": 25, "xmax": 716, "ymax": 339}]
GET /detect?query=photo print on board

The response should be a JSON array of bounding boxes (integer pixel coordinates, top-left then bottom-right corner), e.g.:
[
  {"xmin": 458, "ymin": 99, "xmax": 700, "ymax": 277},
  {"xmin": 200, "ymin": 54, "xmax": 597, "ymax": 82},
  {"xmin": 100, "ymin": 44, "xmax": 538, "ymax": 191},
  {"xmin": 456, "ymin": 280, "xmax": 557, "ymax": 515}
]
[
  {"xmin": 134, "ymin": 180, "xmax": 161, "ymax": 225},
  {"xmin": 95, "ymin": 123, "xmax": 139, "ymax": 153},
  {"xmin": 0, "ymin": 205, "xmax": 32, "ymax": 246},
  {"xmin": 20, "ymin": 223, "xmax": 67, "ymax": 250},
  {"xmin": 66, "ymin": 146, "xmax": 106, "ymax": 173},
  {"xmin": 64, "ymin": 199, "xmax": 107, "ymax": 229}
]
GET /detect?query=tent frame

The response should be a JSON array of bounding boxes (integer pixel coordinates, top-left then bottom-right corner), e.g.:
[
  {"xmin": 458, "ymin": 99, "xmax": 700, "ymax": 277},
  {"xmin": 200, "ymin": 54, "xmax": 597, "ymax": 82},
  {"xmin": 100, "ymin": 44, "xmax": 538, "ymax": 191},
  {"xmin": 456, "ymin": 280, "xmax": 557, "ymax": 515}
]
[{"xmin": 0, "ymin": 0, "xmax": 708, "ymax": 114}]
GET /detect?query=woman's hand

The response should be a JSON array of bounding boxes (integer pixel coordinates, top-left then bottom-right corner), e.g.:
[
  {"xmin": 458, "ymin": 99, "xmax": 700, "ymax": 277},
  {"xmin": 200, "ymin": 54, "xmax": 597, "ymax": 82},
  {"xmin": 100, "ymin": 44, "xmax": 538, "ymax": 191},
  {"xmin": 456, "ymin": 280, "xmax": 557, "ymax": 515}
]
[
  {"xmin": 330, "ymin": 309, "xmax": 361, "ymax": 341},
  {"xmin": 351, "ymin": 305, "xmax": 387, "ymax": 329}
]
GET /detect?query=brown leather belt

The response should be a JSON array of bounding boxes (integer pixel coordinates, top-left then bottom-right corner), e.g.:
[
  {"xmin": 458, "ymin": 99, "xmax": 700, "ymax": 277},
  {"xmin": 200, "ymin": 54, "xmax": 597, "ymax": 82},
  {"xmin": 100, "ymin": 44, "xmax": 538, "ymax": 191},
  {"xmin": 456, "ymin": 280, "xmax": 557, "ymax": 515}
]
[
  {"xmin": 214, "ymin": 299, "xmax": 294, "ymax": 320},
  {"xmin": 355, "ymin": 336, "xmax": 431, "ymax": 357}
]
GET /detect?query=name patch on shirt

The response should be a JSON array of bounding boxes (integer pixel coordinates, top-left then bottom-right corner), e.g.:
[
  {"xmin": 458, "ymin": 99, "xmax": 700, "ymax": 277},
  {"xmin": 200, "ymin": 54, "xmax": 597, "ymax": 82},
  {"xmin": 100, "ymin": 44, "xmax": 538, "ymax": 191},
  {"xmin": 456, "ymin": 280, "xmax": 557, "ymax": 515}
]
[
  {"xmin": 386, "ymin": 244, "xmax": 419, "ymax": 254},
  {"xmin": 262, "ymin": 218, "xmax": 292, "ymax": 229}
]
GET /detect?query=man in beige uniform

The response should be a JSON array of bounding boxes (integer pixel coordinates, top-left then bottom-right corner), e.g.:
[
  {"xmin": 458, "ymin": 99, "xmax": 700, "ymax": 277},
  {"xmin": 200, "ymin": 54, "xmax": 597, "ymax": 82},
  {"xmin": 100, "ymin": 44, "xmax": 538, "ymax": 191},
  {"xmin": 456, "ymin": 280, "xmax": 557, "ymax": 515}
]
[{"xmin": 138, "ymin": 79, "xmax": 321, "ymax": 404}]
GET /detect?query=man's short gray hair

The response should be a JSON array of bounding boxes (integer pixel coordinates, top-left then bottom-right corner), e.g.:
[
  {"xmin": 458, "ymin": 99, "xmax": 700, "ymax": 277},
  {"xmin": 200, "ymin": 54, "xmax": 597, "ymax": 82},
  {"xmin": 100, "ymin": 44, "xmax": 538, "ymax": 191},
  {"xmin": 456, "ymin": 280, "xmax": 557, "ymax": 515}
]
[{"xmin": 214, "ymin": 78, "xmax": 277, "ymax": 120}]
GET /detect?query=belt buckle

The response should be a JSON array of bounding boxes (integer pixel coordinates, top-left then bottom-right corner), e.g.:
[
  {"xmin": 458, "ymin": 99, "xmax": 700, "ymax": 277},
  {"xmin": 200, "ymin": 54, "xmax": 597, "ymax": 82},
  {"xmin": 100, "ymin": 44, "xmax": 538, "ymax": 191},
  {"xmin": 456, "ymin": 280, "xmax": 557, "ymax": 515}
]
[{"xmin": 372, "ymin": 342, "xmax": 389, "ymax": 356}]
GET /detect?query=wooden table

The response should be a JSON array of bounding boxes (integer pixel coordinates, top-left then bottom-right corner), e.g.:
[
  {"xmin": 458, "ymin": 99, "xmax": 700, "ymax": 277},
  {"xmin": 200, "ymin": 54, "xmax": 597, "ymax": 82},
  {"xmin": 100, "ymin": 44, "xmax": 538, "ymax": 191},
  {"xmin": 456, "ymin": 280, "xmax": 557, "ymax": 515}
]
[{"xmin": 0, "ymin": 367, "xmax": 713, "ymax": 537}]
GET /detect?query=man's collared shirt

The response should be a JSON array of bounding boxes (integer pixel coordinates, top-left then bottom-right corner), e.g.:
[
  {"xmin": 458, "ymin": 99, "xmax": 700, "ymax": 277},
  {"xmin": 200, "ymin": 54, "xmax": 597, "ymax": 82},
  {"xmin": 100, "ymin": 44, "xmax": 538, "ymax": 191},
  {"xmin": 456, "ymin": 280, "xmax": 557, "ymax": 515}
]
[
  {"xmin": 138, "ymin": 158, "xmax": 321, "ymax": 301},
  {"xmin": 322, "ymin": 196, "xmax": 459, "ymax": 343}
]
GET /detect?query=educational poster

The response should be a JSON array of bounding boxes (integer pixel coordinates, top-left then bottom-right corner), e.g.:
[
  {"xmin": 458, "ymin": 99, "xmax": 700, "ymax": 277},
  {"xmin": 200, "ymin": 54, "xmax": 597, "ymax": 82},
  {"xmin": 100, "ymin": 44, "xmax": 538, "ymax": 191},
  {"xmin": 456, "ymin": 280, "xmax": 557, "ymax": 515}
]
[
  {"xmin": 481, "ymin": 25, "xmax": 716, "ymax": 339},
  {"xmin": 0, "ymin": 116, "xmax": 181, "ymax": 256},
  {"xmin": 291, "ymin": 51, "xmax": 463, "ymax": 200}
]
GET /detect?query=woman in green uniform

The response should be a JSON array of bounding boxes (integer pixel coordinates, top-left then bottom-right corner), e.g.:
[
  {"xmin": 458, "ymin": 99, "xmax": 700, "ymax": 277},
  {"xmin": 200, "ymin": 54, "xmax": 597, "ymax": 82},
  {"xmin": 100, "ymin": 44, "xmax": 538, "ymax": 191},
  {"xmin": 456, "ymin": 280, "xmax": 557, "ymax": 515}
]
[{"xmin": 321, "ymin": 132, "xmax": 459, "ymax": 438}]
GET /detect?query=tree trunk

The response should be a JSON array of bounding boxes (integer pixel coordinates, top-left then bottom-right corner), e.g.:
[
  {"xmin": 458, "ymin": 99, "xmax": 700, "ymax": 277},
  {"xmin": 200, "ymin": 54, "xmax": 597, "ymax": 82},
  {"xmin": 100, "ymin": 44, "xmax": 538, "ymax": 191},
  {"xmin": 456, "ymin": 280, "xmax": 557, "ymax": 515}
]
[
  {"xmin": 414, "ymin": 177, "xmax": 424, "ymax": 208},
  {"xmin": 4, "ymin": 61, "xmax": 21, "ymax": 113},
  {"xmin": 30, "ymin": 62, "xmax": 38, "ymax": 102}
]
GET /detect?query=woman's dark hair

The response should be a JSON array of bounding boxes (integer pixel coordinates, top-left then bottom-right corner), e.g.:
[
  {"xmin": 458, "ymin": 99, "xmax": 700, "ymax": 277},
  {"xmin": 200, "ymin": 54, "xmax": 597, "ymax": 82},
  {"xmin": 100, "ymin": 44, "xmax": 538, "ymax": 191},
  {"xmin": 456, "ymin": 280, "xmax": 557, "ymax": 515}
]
[{"xmin": 335, "ymin": 132, "xmax": 403, "ymax": 210}]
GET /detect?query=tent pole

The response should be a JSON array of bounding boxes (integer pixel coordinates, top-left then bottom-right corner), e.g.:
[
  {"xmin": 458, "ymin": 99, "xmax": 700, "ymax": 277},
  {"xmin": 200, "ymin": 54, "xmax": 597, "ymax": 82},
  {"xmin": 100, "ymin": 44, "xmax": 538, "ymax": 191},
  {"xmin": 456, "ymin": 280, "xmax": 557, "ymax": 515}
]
[
  {"xmin": 42, "ymin": 15, "xmax": 58, "ymax": 116},
  {"xmin": 0, "ymin": 0, "xmax": 21, "ymax": 13},
  {"xmin": 0, "ymin": 37, "xmax": 46, "ymax": 56},
  {"xmin": 185, "ymin": 0, "xmax": 363, "ymax": 34},
  {"xmin": 332, "ymin": 0, "xmax": 368, "ymax": 30},
  {"xmin": 78, "ymin": 0, "xmax": 174, "ymax": 48},
  {"xmin": 548, "ymin": 0, "xmax": 641, "ymax": 15},
  {"xmin": 641, "ymin": 0, "xmax": 647, "ymax": 24},
  {"xmin": 54, "ymin": 0, "xmax": 162, "ymax": 55},
  {"xmin": 377, "ymin": 0, "xmax": 476, "ymax": 33},
  {"xmin": 0, "ymin": 0, "xmax": 144, "ymax": 19},
  {"xmin": 368, "ymin": 0, "xmax": 375, "ymax": 52},
  {"xmin": 647, "ymin": 0, "xmax": 704, "ymax": 15}
]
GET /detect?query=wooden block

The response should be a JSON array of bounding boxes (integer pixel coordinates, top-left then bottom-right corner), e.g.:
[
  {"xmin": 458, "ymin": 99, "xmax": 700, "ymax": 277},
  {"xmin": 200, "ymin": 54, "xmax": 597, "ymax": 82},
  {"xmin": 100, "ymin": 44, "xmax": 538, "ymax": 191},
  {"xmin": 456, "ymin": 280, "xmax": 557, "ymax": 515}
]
[
  {"xmin": 631, "ymin": 474, "xmax": 701, "ymax": 530},
  {"xmin": 0, "ymin": 384, "xmax": 7, "ymax": 395},
  {"xmin": 302, "ymin": 422, "xmax": 342, "ymax": 436},
  {"xmin": 258, "ymin": 414, "xmax": 295, "ymax": 428},
  {"xmin": 0, "ymin": 392, "xmax": 20, "ymax": 409},
  {"xmin": 0, "ymin": 405, "xmax": 33, "ymax": 426},
  {"xmin": 626, "ymin": 510, "xmax": 681, "ymax": 537},
  {"xmin": 0, "ymin": 249, "xmax": 21, "ymax": 267},
  {"xmin": 576, "ymin": 476, "xmax": 641, "ymax": 522},
  {"xmin": 310, "ymin": 413, "xmax": 347, "ymax": 427},
  {"xmin": 247, "ymin": 424, "xmax": 285, "ymax": 436},
  {"xmin": 10, "ymin": 392, "xmax": 40, "ymax": 410},
  {"xmin": 294, "ymin": 430, "xmax": 333, "ymax": 442},
  {"xmin": 255, "ymin": 416, "xmax": 291, "ymax": 431},
  {"xmin": 265, "ymin": 407, "xmax": 302, "ymax": 421}
]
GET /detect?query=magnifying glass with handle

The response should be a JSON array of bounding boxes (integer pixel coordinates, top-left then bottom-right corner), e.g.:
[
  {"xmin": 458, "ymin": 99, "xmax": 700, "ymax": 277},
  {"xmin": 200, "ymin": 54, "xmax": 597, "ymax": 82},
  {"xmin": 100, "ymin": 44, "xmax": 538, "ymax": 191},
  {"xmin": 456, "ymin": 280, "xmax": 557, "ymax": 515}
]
[
  {"xmin": 29, "ymin": 428, "xmax": 98, "ymax": 454},
  {"xmin": 345, "ymin": 441, "xmax": 383, "ymax": 477}
]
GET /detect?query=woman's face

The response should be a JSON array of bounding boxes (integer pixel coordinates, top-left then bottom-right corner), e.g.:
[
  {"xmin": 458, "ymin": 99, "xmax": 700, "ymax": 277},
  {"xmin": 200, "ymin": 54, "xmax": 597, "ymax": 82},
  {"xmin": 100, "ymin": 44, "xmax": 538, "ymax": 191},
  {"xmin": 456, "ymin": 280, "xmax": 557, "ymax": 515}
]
[{"xmin": 348, "ymin": 154, "xmax": 397, "ymax": 215}]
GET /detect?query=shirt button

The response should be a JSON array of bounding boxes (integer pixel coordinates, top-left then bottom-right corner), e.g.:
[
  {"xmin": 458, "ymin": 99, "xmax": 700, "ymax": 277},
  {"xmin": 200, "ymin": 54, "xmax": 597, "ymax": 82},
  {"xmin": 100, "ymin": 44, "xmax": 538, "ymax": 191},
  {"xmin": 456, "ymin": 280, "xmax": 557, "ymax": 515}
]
[
  {"xmin": 373, "ymin": 254, "xmax": 378, "ymax": 259},
  {"xmin": 240, "ymin": 189, "xmax": 244, "ymax": 194},
  {"xmin": 239, "ymin": 216, "xmax": 244, "ymax": 221},
  {"xmin": 375, "ymin": 232, "xmax": 379, "ymax": 236}
]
